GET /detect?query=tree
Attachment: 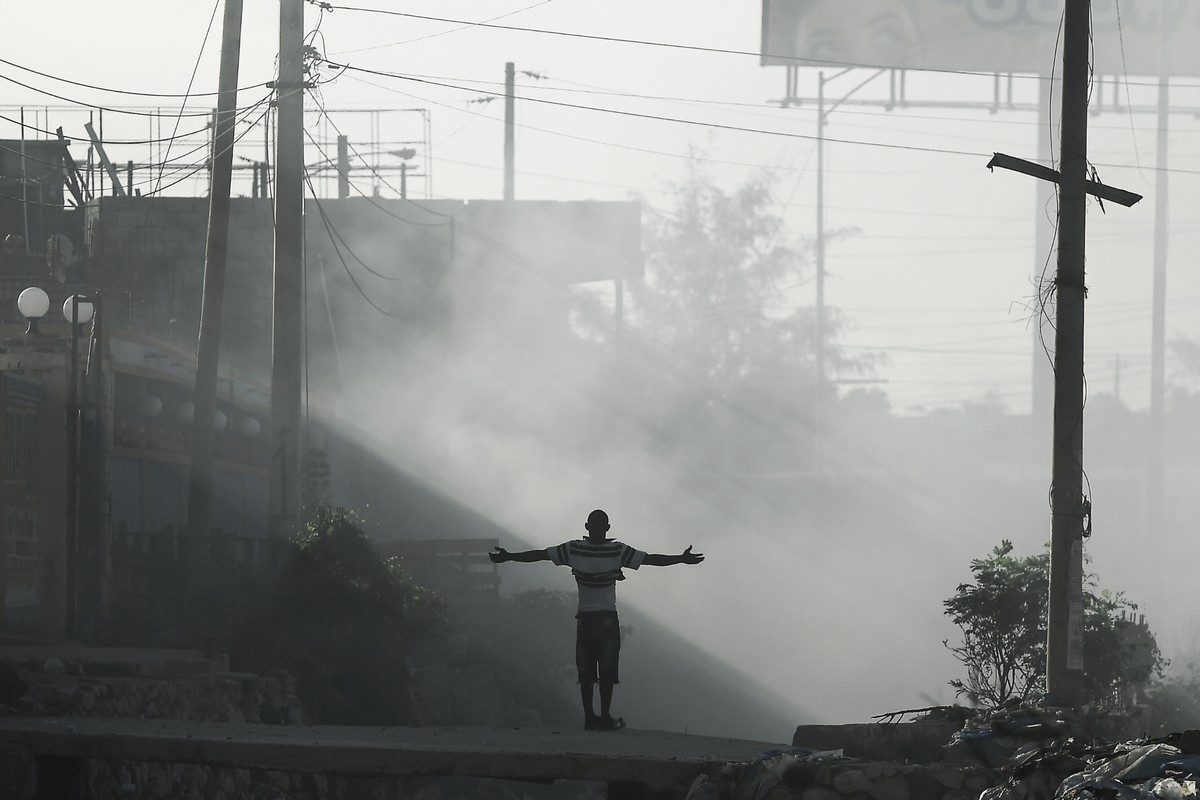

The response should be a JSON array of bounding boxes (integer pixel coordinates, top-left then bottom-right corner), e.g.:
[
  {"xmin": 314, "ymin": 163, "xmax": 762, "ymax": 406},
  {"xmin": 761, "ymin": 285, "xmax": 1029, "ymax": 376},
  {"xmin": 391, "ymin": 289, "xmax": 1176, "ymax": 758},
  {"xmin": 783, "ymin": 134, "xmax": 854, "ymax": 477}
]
[
  {"xmin": 630, "ymin": 165, "xmax": 819, "ymax": 391},
  {"xmin": 943, "ymin": 540, "xmax": 1163, "ymax": 707},
  {"xmin": 585, "ymin": 162, "xmax": 879, "ymax": 469}
]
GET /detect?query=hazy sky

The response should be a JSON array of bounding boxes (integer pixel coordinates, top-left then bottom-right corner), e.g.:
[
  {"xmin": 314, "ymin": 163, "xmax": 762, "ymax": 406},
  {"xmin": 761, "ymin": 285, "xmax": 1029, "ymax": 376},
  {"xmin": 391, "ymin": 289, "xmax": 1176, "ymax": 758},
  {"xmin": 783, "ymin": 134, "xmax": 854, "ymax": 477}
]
[
  {"xmin": 5, "ymin": 2, "xmax": 1200, "ymax": 730},
  {"xmin": 5, "ymin": 0, "xmax": 1199, "ymax": 415}
]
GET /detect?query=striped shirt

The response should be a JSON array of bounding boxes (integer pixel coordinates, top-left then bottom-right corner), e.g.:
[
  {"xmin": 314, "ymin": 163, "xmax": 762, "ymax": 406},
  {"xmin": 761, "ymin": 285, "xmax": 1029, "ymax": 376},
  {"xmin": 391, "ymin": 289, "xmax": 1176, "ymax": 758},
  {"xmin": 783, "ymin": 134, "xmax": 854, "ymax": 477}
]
[{"xmin": 547, "ymin": 539, "xmax": 647, "ymax": 612}]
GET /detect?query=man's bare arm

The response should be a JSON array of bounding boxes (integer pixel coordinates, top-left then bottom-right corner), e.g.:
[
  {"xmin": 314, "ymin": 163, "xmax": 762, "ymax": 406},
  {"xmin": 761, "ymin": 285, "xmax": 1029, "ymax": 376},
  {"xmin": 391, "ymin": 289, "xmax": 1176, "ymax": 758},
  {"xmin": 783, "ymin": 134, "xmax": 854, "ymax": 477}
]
[
  {"xmin": 642, "ymin": 546, "xmax": 704, "ymax": 567},
  {"xmin": 489, "ymin": 547, "xmax": 549, "ymax": 564}
]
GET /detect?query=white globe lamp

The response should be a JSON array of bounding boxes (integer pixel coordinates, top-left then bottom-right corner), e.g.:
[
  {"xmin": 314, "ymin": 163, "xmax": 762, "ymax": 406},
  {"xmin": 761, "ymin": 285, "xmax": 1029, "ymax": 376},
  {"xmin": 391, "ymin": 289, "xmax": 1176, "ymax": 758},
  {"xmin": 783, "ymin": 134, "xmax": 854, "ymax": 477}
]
[{"xmin": 17, "ymin": 287, "xmax": 50, "ymax": 335}]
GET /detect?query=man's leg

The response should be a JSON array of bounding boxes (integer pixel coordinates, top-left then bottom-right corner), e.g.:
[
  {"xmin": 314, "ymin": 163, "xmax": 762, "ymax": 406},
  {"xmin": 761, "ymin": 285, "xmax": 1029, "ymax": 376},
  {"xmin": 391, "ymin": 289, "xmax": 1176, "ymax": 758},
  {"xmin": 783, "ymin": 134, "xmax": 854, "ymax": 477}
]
[
  {"xmin": 594, "ymin": 615, "xmax": 624, "ymax": 729},
  {"xmin": 599, "ymin": 681, "xmax": 614, "ymax": 720},
  {"xmin": 580, "ymin": 682, "xmax": 597, "ymax": 723},
  {"xmin": 577, "ymin": 615, "xmax": 601, "ymax": 728}
]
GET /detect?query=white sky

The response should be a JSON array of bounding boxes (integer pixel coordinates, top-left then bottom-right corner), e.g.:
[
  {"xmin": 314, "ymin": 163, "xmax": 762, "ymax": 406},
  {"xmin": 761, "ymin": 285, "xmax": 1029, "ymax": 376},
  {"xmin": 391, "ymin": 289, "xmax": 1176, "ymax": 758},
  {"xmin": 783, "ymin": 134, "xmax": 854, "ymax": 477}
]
[{"xmin": 5, "ymin": 1, "xmax": 1199, "ymax": 416}]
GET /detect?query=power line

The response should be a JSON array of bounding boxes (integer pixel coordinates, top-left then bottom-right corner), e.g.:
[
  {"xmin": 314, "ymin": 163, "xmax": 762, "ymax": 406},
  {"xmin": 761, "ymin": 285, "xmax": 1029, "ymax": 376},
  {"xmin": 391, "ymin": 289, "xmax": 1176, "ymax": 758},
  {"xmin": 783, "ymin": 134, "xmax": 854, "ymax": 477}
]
[
  {"xmin": 333, "ymin": 0, "xmax": 557, "ymax": 55},
  {"xmin": 327, "ymin": 61, "xmax": 991, "ymax": 161},
  {"xmin": 0, "ymin": 55, "xmax": 270, "ymax": 99},
  {"xmin": 302, "ymin": 167, "xmax": 412, "ymax": 318},
  {"xmin": 303, "ymin": 116, "xmax": 452, "ymax": 227},
  {"xmin": 310, "ymin": 100, "xmax": 597, "ymax": 299},
  {"xmin": 0, "ymin": 110, "xmax": 215, "ymax": 147},
  {"xmin": 0, "ymin": 99, "xmax": 272, "ymax": 207},
  {"xmin": 157, "ymin": 0, "xmax": 222, "ymax": 195},
  {"xmin": 317, "ymin": 3, "xmax": 1200, "ymax": 89},
  {"xmin": 344, "ymin": 72, "xmax": 824, "ymax": 171},
  {"xmin": 0, "ymin": 70, "xmax": 218, "ymax": 119}
]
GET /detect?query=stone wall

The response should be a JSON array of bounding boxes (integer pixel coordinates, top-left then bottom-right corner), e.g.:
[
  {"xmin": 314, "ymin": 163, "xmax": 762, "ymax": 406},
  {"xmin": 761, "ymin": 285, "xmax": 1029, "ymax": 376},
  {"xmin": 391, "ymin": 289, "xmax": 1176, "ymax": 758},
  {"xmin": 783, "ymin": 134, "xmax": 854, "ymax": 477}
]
[
  {"xmin": 687, "ymin": 750, "xmax": 998, "ymax": 800},
  {"xmin": 2, "ymin": 658, "xmax": 301, "ymax": 725},
  {"xmin": 0, "ymin": 652, "xmax": 312, "ymax": 800}
]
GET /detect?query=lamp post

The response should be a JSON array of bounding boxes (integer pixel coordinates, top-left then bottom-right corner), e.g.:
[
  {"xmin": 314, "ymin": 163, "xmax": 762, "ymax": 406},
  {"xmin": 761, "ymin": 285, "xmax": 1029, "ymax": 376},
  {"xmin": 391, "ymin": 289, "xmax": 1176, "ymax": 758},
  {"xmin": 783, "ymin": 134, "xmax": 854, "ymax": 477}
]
[
  {"xmin": 390, "ymin": 148, "xmax": 417, "ymax": 199},
  {"xmin": 812, "ymin": 69, "xmax": 885, "ymax": 471},
  {"xmin": 63, "ymin": 292, "xmax": 97, "ymax": 640},
  {"xmin": 17, "ymin": 287, "xmax": 49, "ymax": 336}
]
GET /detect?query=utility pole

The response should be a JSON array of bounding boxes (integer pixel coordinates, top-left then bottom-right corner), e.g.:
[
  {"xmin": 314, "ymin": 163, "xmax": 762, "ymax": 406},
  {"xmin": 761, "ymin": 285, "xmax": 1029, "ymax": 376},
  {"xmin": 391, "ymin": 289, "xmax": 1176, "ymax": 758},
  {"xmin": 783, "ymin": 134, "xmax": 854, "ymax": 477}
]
[
  {"xmin": 812, "ymin": 68, "xmax": 883, "ymax": 471},
  {"xmin": 270, "ymin": 0, "xmax": 305, "ymax": 542},
  {"xmin": 992, "ymin": 0, "xmax": 1143, "ymax": 707},
  {"xmin": 504, "ymin": 61, "xmax": 515, "ymax": 200},
  {"xmin": 336, "ymin": 135, "xmax": 349, "ymax": 199},
  {"xmin": 1046, "ymin": 0, "xmax": 1091, "ymax": 706},
  {"xmin": 1147, "ymin": 5, "xmax": 1171, "ymax": 551},
  {"xmin": 815, "ymin": 73, "xmax": 826, "ymax": 399},
  {"xmin": 186, "ymin": 0, "xmax": 243, "ymax": 577}
]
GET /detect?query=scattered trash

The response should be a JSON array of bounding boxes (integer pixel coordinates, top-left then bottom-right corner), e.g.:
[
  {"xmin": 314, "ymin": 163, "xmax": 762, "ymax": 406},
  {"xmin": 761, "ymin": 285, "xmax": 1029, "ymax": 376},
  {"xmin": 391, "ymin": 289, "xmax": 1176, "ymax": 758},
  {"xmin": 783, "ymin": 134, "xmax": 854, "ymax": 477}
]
[{"xmin": 952, "ymin": 703, "xmax": 1200, "ymax": 800}]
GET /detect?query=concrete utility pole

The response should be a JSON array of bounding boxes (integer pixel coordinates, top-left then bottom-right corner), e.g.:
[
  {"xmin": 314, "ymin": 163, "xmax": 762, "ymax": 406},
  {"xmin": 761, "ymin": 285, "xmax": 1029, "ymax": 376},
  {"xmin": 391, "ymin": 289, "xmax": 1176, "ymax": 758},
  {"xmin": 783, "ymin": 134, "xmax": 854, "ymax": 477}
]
[
  {"xmin": 186, "ymin": 0, "xmax": 243, "ymax": 571},
  {"xmin": 270, "ymin": 0, "xmax": 305, "ymax": 541},
  {"xmin": 336, "ymin": 135, "xmax": 350, "ymax": 199},
  {"xmin": 815, "ymin": 73, "xmax": 827, "ymax": 396},
  {"xmin": 1046, "ymin": 0, "xmax": 1092, "ymax": 706},
  {"xmin": 504, "ymin": 61, "xmax": 515, "ymax": 200},
  {"xmin": 812, "ymin": 68, "xmax": 884, "ymax": 471},
  {"xmin": 1147, "ymin": 5, "xmax": 1172, "ymax": 551}
]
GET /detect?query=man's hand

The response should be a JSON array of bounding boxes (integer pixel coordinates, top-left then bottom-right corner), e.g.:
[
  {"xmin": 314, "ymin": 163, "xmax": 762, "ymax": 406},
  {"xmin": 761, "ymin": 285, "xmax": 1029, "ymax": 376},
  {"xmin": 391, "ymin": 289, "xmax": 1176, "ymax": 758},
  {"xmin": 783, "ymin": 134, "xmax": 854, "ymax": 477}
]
[
  {"xmin": 489, "ymin": 546, "xmax": 510, "ymax": 564},
  {"xmin": 681, "ymin": 545, "xmax": 704, "ymax": 565}
]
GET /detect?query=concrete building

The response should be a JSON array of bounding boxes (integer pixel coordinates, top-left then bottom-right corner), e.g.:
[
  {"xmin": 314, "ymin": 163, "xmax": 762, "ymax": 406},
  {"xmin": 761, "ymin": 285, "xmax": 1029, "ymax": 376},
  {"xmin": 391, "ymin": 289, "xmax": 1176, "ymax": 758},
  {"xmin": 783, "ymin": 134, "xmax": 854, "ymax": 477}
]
[{"xmin": 1, "ymin": 137, "xmax": 642, "ymax": 640}]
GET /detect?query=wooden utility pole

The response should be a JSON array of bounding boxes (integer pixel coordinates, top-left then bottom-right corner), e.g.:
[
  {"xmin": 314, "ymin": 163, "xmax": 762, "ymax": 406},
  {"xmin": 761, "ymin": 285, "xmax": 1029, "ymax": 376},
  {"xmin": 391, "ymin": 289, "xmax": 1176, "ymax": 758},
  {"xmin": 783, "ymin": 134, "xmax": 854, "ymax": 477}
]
[
  {"xmin": 270, "ymin": 0, "xmax": 305, "ymax": 541},
  {"xmin": 1045, "ymin": 0, "xmax": 1092, "ymax": 706},
  {"xmin": 990, "ymin": 0, "xmax": 1144, "ymax": 707},
  {"xmin": 186, "ymin": 0, "xmax": 244, "ymax": 569},
  {"xmin": 504, "ymin": 61, "xmax": 515, "ymax": 200}
]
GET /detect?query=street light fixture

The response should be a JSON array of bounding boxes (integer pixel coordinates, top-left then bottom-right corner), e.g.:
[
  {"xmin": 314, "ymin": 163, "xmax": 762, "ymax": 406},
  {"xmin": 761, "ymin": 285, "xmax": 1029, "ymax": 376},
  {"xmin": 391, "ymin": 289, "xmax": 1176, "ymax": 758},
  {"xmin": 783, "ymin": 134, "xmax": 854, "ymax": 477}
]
[
  {"xmin": 390, "ymin": 148, "xmax": 418, "ymax": 199},
  {"xmin": 17, "ymin": 287, "xmax": 50, "ymax": 335},
  {"xmin": 63, "ymin": 295, "xmax": 96, "ymax": 326}
]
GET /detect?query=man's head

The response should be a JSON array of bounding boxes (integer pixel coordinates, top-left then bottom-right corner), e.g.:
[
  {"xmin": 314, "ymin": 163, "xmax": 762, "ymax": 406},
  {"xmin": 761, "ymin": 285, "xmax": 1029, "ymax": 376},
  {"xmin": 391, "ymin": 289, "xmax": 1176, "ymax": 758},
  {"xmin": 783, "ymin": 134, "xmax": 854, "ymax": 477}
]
[{"xmin": 585, "ymin": 509, "xmax": 610, "ymax": 541}]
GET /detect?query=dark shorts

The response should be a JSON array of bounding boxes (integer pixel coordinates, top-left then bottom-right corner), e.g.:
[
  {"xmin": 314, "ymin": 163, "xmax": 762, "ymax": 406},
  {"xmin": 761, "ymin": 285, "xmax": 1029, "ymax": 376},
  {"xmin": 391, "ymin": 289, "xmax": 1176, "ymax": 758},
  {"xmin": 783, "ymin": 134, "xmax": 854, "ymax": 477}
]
[{"xmin": 576, "ymin": 610, "xmax": 621, "ymax": 685}]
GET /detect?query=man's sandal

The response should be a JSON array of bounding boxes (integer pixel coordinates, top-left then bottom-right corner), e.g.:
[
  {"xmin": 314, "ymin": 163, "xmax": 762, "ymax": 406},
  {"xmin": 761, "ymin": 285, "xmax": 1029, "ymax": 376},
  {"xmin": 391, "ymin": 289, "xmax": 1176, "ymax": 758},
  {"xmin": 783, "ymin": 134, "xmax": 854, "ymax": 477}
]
[{"xmin": 590, "ymin": 716, "xmax": 625, "ymax": 731}]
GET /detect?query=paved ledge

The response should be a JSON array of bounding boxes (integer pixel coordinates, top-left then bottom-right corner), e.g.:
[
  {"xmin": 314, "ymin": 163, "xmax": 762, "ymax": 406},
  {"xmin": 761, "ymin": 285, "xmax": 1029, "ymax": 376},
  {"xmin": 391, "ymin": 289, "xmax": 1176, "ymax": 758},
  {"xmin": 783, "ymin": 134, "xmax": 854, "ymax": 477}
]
[{"xmin": 0, "ymin": 717, "xmax": 784, "ymax": 795}]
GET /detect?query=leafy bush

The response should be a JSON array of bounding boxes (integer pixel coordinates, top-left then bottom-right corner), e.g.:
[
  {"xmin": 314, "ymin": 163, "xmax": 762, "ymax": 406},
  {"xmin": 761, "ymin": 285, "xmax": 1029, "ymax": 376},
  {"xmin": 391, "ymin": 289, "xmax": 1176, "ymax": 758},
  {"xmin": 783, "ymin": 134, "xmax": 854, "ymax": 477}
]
[
  {"xmin": 237, "ymin": 508, "xmax": 446, "ymax": 724},
  {"xmin": 944, "ymin": 540, "xmax": 1163, "ymax": 708}
]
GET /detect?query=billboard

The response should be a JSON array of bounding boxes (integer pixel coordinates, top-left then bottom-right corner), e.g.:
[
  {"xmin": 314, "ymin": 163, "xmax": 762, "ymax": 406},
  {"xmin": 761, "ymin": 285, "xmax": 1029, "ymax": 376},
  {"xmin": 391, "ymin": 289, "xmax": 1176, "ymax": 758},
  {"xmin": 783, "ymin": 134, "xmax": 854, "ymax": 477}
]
[{"xmin": 762, "ymin": 0, "xmax": 1200, "ymax": 77}]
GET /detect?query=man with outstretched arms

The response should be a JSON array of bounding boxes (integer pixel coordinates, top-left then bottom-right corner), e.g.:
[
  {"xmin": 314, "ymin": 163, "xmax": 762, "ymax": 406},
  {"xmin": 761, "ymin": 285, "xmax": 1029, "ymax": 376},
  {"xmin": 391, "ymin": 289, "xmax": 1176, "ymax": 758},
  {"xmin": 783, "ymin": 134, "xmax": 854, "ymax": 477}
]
[{"xmin": 490, "ymin": 509, "xmax": 704, "ymax": 731}]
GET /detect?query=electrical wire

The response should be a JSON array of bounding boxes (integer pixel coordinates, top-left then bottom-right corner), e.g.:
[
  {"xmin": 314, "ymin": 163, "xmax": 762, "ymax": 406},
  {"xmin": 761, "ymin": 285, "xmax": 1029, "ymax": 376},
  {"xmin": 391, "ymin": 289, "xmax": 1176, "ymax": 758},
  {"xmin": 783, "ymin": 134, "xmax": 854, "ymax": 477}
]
[
  {"xmin": 0, "ymin": 70, "xmax": 223, "ymax": 119},
  {"xmin": 0, "ymin": 111, "xmax": 217, "ymax": 147},
  {"xmin": 302, "ymin": 167, "xmax": 410, "ymax": 318},
  {"xmin": 338, "ymin": 62, "xmax": 1200, "ymax": 176},
  {"xmin": 318, "ymin": 3, "xmax": 1200, "ymax": 89},
  {"xmin": 324, "ymin": 60, "xmax": 992, "ymax": 161},
  {"xmin": 0, "ymin": 55, "xmax": 270, "ymax": 99},
  {"xmin": 308, "ymin": 98, "xmax": 592, "ymax": 305},
  {"xmin": 0, "ymin": 92, "xmax": 269, "ymax": 186},
  {"xmin": 304, "ymin": 103, "xmax": 453, "ymax": 226},
  {"xmin": 333, "ymin": 0, "xmax": 557, "ymax": 55},
  {"xmin": 1113, "ymin": 1, "xmax": 1147, "ymax": 181},
  {"xmin": 156, "ymin": 0, "xmax": 223, "ymax": 195}
]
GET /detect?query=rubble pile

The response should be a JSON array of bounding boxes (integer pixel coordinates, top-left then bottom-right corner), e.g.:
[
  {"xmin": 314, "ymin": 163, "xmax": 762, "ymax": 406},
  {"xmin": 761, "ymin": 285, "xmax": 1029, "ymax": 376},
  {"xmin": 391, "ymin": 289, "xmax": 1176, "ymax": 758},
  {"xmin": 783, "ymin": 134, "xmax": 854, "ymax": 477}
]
[
  {"xmin": 980, "ymin": 730, "xmax": 1200, "ymax": 800},
  {"xmin": 693, "ymin": 703, "xmax": 1199, "ymax": 800}
]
